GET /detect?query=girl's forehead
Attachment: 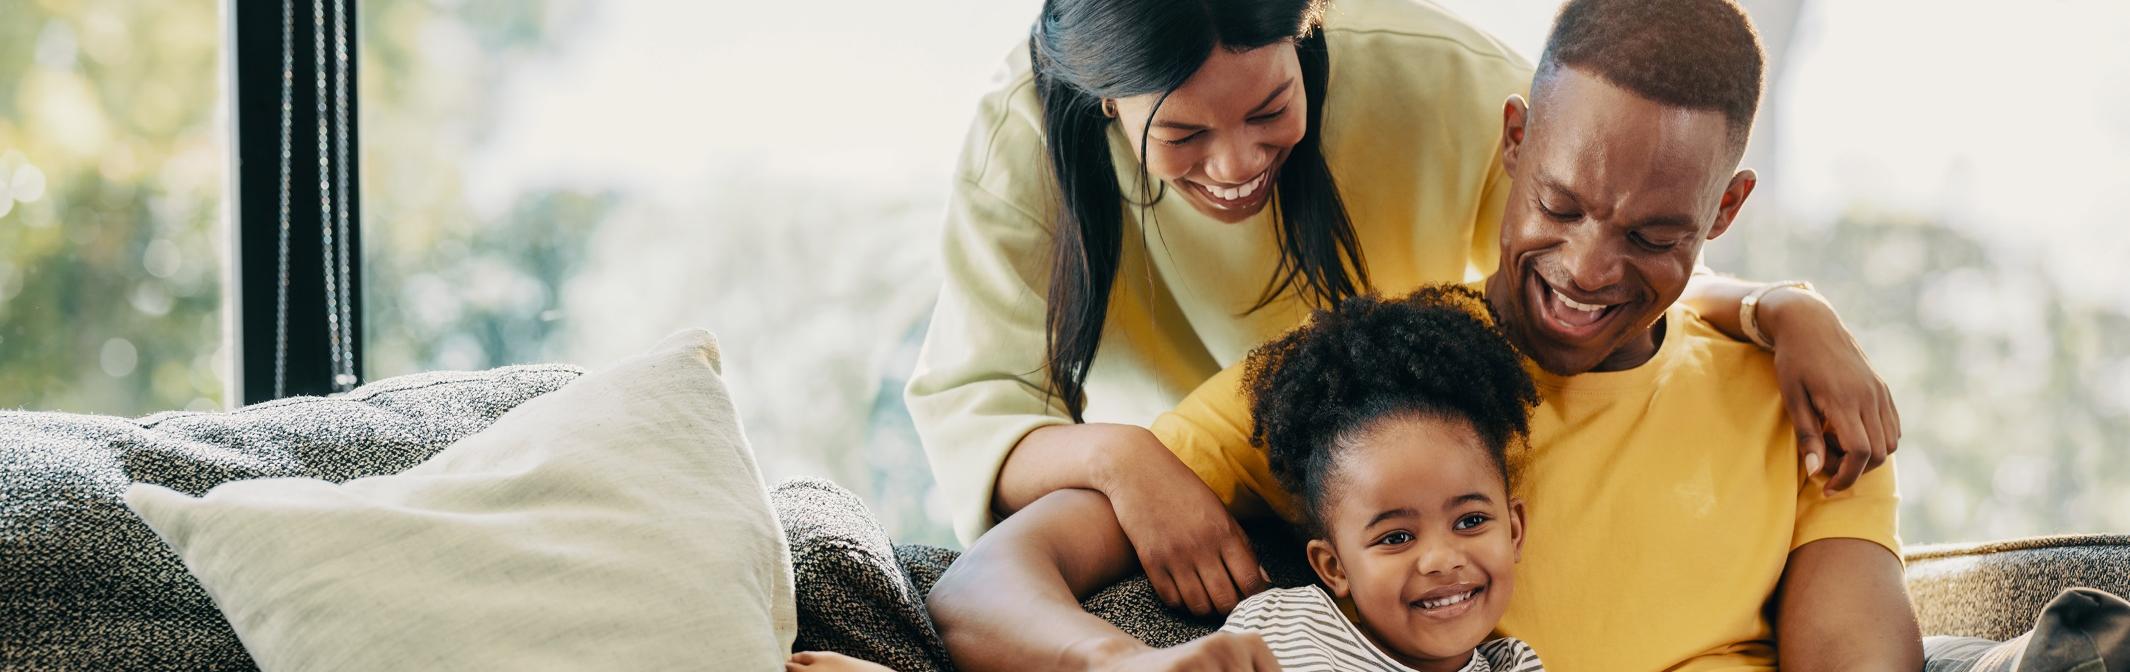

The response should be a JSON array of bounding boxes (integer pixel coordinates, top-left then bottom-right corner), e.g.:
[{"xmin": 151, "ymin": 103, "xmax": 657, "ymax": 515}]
[{"xmin": 1324, "ymin": 415, "xmax": 1506, "ymax": 524}]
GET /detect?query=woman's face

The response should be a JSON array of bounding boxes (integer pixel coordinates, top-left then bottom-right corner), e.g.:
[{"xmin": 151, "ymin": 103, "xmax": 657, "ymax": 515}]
[
  {"xmin": 1109, "ymin": 41, "xmax": 1307, "ymax": 224},
  {"xmin": 1305, "ymin": 413, "xmax": 1524, "ymax": 671}
]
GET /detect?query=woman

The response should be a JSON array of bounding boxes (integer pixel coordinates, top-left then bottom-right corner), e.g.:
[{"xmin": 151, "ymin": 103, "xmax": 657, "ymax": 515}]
[{"xmin": 908, "ymin": 0, "xmax": 1896, "ymax": 617}]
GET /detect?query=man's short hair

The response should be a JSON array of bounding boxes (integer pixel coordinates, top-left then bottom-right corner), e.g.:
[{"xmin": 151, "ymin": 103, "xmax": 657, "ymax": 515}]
[{"xmin": 1535, "ymin": 0, "xmax": 1766, "ymax": 148}]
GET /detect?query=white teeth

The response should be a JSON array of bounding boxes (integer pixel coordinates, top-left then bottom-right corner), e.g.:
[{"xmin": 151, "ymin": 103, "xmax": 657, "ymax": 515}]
[
  {"xmin": 1552, "ymin": 289, "xmax": 1610, "ymax": 313},
  {"xmin": 1418, "ymin": 589, "xmax": 1476, "ymax": 610},
  {"xmin": 1203, "ymin": 172, "xmax": 1267, "ymax": 202}
]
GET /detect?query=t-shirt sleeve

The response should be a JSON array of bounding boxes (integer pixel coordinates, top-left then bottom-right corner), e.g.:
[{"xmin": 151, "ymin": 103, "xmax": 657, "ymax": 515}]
[
  {"xmin": 1149, "ymin": 364, "xmax": 1302, "ymax": 524},
  {"xmin": 1791, "ymin": 455, "xmax": 1902, "ymax": 556},
  {"xmin": 905, "ymin": 173, "xmax": 1072, "ymax": 546}
]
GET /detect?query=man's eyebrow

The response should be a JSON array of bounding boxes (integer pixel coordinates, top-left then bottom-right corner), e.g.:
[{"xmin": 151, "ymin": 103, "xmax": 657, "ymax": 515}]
[
  {"xmin": 1533, "ymin": 173, "xmax": 1582, "ymax": 203},
  {"xmin": 1365, "ymin": 506, "xmax": 1418, "ymax": 529},
  {"xmin": 1632, "ymin": 214, "xmax": 1699, "ymax": 231}
]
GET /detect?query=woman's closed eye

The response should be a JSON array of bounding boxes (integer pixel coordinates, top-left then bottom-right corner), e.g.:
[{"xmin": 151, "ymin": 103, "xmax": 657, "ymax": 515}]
[
  {"xmin": 1248, "ymin": 107, "xmax": 1288, "ymax": 123},
  {"xmin": 1155, "ymin": 132, "xmax": 1204, "ymax": 147}
]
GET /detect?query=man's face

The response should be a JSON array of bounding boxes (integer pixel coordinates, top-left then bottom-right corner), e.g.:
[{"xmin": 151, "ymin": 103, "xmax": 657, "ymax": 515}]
[{"xmin": 1486, "ymin": 66, "xmax": 1756, "ymax": 375}]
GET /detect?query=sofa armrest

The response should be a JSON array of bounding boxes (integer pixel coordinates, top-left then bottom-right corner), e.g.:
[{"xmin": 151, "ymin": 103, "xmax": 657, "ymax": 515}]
[{"xmin": 1903, "ymin": 534, "xmax": 2130, "ymax": 641}]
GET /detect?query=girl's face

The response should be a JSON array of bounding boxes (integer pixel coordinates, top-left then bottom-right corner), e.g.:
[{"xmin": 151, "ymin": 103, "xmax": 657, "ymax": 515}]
[
  {"xmin": 1108, "ymin": 41, "xmax": 1308, "ymax": 224},
  {"xmin": 1305, "ymin": 413, "xmax": 1525, "ymax": 672}
]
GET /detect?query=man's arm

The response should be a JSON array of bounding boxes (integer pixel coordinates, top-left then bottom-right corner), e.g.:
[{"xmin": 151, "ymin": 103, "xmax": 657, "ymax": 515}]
[
  {"xmin": 1774, "ymin": 538, "xmax": 1923, "ymax": 671},
  {"xmin": 925, "ymin": 488, "xmax": 1157, "ymax": 672}
]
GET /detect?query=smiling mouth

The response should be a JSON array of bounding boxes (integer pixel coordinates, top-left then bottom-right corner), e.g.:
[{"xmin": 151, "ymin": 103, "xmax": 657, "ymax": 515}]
[
  {"xmin": 1528, "ymin": 273, "xmax": 1626, "ymax": 342},
  {"xmin": 1409, "ymin": 585, "xmax": 1485, "ymax": 618},
  {"xmin": 1184, "ymin": 170, "xmax": 1272, "ymax": 211}
]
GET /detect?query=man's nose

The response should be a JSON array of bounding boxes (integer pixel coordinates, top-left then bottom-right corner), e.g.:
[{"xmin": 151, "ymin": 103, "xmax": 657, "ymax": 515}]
[{"xmin": 1556, "ymin": 229, "xmax": 1627, "ymax": 294}]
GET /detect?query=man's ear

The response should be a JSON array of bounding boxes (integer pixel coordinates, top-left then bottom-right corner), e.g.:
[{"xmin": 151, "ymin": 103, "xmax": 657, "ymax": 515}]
[
  {"xmin": 1306, "ymin": 538, "xmax": 1350, "ymax": 598},
  {"xmin": 1708, "ymin": 168, "xmax": 1757, "ymax": 241},
  {"xmin": 1508, "ymin": 498, "xmax": 1527, "ymax": 563},
  {"xmin": 1501, "ymin": 95, "xmax": 1530, "ymax": 176}
]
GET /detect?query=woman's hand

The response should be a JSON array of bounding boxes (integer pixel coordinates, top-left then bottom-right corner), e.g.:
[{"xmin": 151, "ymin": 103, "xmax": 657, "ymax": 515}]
[
  {"xmin": 1761, "ymin": 288, "xmax": 1901, "ymax": 495},
  {"xmin": 1092, "ymin": 426, "xmax": 1270, "ymax": 617},
  {"xmin": 1080, "ymin": 631, "xmax": 1280, "ymax": 672}
]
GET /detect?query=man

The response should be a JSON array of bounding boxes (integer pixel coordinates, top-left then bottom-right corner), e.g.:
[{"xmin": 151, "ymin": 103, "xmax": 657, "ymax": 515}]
[{"xmin": 927, "ymin": 0, "xmax": 1923, "ymax": 669}]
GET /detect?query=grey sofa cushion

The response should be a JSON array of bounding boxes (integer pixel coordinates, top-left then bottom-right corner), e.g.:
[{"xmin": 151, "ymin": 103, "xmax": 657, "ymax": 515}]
[
  {"xmin": 1906, "ymin": 535, "xmax": 2130, "ymax": 641},
  {"xmin": 772, "ymin": 478, "xmax": 1318, "ymax": 670},
  {"xmin": 1922, "ymin": 587, "xmax": 2130, "ymax": 672},
  {"xmin": 0, "ymin": 364, "xmax": 580, "ymax": 671}
]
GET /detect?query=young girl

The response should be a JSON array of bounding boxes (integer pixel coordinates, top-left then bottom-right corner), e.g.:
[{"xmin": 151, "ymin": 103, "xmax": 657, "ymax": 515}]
[
  {"xmin": 814, "ymin": 285, "xmax": 1547, "ymax": 671},
  {"xmin": 1218, "ymin": 284, "xmax": 1543, "ymax": 672}
]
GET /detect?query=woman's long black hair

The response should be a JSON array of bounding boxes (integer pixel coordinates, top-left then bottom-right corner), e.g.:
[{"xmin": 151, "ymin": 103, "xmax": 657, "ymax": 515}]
[{"xmin": 1030, "ymin": 0, "xmax": 1370, "ymax": 421}]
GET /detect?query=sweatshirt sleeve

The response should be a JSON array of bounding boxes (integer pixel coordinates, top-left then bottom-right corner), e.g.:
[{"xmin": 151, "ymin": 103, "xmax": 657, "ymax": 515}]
[{"xmin": 906, "ymin": 172, "xmax": 1073, "ymax": 545}]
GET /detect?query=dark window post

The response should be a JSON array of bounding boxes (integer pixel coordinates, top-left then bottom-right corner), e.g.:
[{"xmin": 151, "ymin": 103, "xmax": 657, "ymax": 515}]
[{"xmin": 231, "ymin": 0, "xmax": 363, "ymax": 405}]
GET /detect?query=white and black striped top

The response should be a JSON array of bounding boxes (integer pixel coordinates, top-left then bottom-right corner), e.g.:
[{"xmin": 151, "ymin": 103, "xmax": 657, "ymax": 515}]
[{"xmin": 1220, "ymin": 586, "xmax": 1545, "ymax": 672}]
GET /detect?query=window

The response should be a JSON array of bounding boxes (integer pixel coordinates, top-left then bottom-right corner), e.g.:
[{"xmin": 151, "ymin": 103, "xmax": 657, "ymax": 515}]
[
  {"xmin": 357, "ymin": 0, "xmax": 1045, "ymax": 545},
  {"xmin": 0, "ymin": 1, "xmax": 228, "ymax": 415}
]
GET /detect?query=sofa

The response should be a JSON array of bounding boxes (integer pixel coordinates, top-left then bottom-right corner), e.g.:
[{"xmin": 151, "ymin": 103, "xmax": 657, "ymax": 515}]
[{"xmin": 3, "ymin": 364, "xmax": 2125, "ymax": 670}]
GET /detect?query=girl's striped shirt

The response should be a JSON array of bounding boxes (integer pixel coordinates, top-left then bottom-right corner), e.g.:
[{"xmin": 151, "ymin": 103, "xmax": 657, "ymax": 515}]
[{"xmin": 1220, "ymin": 586, "xmax": 1545, "ymax": 672}]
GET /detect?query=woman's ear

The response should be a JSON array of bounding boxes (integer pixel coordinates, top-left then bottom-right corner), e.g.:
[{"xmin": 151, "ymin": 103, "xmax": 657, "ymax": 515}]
[
  {"xmin": 1508, "ymin": 498, "xmax": 1528, "ymax": 563},
  {"xmin": 1100, "ymin": 98, "xmax": 1119, "ymax": 119},
  {"xmin": 1306, "ymin": 538, "xmax": 1350, "ymax": 598}
]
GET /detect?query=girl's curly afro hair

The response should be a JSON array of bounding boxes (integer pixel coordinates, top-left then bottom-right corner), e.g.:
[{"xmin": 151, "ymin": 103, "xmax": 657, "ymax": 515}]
[{"xmin": 1243, "ymin": 284, "xmax": 1541, "ymax": 532}]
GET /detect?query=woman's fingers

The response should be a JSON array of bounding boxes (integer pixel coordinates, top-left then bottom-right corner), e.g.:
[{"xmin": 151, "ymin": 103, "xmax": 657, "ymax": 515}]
[
  {"xmin": 1145, "ymin": 558, "xmax": 1183, "ymax": 611},
  {"xmin": 1786, "ymin": 386, "xmax": 1830, "ymax": 477},
  {"xmin": 1169, "ymin": 565, "xmax": 1215, "ymax": 617},
  {"xmin": 1198, "ymin": 560, "xmax": 1241, "ymax": 614},
  {"xmin": 1823, "ymin": 407, "xmax": 1874, "ymax": 494},
  {"xmin": 1221, "ymin": 533, "xmax": 1270, "ymax": 598}
]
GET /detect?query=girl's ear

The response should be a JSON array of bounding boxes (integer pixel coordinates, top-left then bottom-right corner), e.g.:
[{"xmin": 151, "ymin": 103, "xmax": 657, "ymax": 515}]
[
  {"xmin": 1508, "ymin": 498, "xmax": 1528, "ymax": 563},
  {"xmin": 1306, "ymin": 538, "xmax": 1350, "ymax": 598}
]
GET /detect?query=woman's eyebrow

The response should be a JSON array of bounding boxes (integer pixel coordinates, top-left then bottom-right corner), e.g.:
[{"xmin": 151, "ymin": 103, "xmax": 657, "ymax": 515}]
[{"xmin": 1248, "ymin": 79, "xmax": 1295, "ymax": 115}]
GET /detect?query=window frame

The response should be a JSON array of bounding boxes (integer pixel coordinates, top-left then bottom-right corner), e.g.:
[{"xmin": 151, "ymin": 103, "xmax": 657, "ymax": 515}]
[{"xmin": 226, "ymin": 0, "xmax": 364, "ymax": 405}]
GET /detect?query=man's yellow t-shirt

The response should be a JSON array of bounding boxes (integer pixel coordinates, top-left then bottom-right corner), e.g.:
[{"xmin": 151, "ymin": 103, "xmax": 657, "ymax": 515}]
[{"xmin": 1151, "ymin": 301, "xmax": 1900, "ymax": 672}]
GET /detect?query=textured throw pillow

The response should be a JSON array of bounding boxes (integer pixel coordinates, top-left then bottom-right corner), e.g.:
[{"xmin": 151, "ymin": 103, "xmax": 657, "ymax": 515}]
[
  {"xmin": 1922, "ymin": 587, "xmax": 2130, "ymax": 672},
  {"xmin": 773, "ymin": 477, "xmax": 1318, "ymax": 666},
  {"xmin": 126, "ymin": 330, "xmax": 796, "ymax": 672},
  {"xmin": 0, "ymin": 363, "xmax": 577, "ymax": 671}
]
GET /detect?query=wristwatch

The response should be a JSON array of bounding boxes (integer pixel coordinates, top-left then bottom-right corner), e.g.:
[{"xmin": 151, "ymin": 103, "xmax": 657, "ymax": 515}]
[{"xmin": 1740, "ymin": 281, "xmax": 1816, "ymax": 350}]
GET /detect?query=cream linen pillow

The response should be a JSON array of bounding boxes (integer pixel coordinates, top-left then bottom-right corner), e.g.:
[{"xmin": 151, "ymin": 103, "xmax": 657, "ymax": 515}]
[{"xmin": 125, "ymin": 329, "xmax": 796, "ymax": 672}]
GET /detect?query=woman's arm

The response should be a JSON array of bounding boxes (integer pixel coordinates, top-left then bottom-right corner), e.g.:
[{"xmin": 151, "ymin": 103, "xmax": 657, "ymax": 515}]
[
  {"xmin": 927, "ymin": 489, "xmax": 1278, "ymax": 672},
  {"xmin": 1679, "ymin": 272, "xmax": 1901, "ymax": 494},
  {"xmin": 993, "ymin": 424, "xmax": 1269, "ymax": 617}
]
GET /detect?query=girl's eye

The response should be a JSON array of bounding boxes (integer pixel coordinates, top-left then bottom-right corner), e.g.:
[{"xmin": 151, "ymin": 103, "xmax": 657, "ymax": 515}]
[
  {"xmin": 1630, "ymin": 231, "xmax": 1680, "ymax": 252},
  {"xmin": 1538, "ymin": 201, "xmax": 1578, "ymax": 222},
  {"xmin": 1454, "ymin": 514, "xmax": 1491, "ymax": 531},
  {"xmin": 1376, "ymin": 531, "xmax": 1415, "ymax": 547},
  {"xmin": 1248, "ymin": 107, "xmax": 1288, "ymax": 123}
]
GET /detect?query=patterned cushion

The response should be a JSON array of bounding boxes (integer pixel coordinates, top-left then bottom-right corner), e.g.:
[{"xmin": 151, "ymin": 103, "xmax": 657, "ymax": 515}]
[
  {"xmin": 0, "ymin": 365, "xmax": 580, "ymax": 671},
  {"xmin": 1905, "ymin": 535, "xmax": 2130, "ymax": 640},
  {"xmin": 774, "ymin": 478, "xmax": 1319, "ymax": 668}
]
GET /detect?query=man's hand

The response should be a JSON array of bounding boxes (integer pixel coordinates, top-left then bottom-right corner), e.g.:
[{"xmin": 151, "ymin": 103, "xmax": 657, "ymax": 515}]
[{"xmin": 1763, "ymin": 288, "xmax": 1901, "ymax": 495}]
